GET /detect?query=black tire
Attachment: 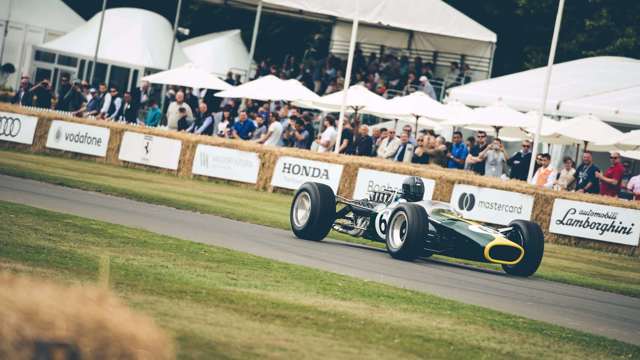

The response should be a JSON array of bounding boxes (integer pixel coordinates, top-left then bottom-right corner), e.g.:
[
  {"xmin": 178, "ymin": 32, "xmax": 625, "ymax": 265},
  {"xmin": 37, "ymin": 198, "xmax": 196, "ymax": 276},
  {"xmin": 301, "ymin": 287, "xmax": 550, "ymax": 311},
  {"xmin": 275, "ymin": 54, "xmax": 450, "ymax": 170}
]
[
  {"xmin": 502, "ymin": 220, "xmax": 544, "ymax": 277},
  {"xmin": 290, "ymin": 182, "xmax": 336, "ymax": 241},
  {"xmin": 385, "ymin": 203, "xmax": 428, "ymax": 261}
]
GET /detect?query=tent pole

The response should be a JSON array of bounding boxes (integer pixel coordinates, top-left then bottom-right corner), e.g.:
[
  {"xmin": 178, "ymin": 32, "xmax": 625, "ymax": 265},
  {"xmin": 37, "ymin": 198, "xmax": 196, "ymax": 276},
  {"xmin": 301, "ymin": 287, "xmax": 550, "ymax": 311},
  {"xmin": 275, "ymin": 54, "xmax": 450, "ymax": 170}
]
[
  {"xmin": 527, "ymin": 0, "xmax": 565, "ymax": 182},
  {"xmin": 89, "ymin": 0, "xmax": 108, "ymax": 86},
  {"xmin": 575, "ymin": 143, "xmax": 580, "ymax": 164},
  {"xmin": 0, "ymin": 0, "xmax": 14, "ymax": 73},
  {"xmin": 247, "ymin": 0, "xmax": 263, "ymax": 82},
  {"xmin": 160, "ymin": 0, "xmax": 183, "ymax": 124},
  {"xmin": 394, "ymin": 118, "xmax": 398, "ymax": 131},
  {"xmin": 334, "ymin": 1, "xmax": 359, "ymax": 154},
  {"xmin": 167, "ymin": 0, "xmax": 182, "ymax": 71},
  {"xmin": 414, "ymin": 115, "xmax": 418, "ymax": 137}
]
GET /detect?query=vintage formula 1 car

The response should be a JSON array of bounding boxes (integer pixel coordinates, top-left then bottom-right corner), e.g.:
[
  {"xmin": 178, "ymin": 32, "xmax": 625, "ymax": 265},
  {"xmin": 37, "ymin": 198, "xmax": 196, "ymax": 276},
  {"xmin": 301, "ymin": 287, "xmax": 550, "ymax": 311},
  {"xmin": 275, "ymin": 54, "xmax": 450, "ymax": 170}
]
[{"xmin": 290, "ymin": 177, "xmax": 544, "ymax": 277}]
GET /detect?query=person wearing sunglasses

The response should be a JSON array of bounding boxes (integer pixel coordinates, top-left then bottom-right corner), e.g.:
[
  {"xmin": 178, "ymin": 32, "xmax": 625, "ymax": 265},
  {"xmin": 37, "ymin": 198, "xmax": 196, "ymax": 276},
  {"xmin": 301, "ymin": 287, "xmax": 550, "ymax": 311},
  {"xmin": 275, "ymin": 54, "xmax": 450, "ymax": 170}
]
[
  {"xmin": 465, "ymin": 131, "xmax": 488, "ymax": 175},
  {"xmin": 507, "ymin": 139, "xmax": 533, "ymax": 181},
  {"xmin": 596, "ymin": 151, "xmax": 625, "ymax": 197}
]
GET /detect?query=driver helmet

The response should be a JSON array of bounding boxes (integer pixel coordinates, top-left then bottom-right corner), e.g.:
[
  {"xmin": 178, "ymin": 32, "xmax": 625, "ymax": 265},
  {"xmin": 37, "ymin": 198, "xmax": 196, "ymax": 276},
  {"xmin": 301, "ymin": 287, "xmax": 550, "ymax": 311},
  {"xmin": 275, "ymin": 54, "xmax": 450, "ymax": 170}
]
[{"xmin": 401, "ymin": 176, "xmax": 424, "ymax": 202}]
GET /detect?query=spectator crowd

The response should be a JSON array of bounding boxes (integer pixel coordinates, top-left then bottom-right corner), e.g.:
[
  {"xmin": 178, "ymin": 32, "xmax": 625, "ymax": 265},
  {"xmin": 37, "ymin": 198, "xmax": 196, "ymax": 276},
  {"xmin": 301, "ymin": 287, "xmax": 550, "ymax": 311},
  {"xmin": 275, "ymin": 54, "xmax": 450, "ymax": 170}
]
[{"xmin": 8, "ymin": 55, "xmax": 639, "ymax": 202}]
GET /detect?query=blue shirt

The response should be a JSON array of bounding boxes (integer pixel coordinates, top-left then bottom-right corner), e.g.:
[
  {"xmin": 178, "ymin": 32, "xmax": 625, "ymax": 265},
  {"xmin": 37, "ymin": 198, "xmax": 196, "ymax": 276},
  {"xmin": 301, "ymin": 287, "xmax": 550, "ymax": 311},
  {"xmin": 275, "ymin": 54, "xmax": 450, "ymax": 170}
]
[
  {"xmin": 144, "ymin": 107, "xmax": 161, "ymax": 127},
  {"xmin": 448, "ymin": 142, "xmax": 468, "ymax": 169},
  {"xmin": 233, "ymin": 119, "xmax": 256, "ymax": 140}
]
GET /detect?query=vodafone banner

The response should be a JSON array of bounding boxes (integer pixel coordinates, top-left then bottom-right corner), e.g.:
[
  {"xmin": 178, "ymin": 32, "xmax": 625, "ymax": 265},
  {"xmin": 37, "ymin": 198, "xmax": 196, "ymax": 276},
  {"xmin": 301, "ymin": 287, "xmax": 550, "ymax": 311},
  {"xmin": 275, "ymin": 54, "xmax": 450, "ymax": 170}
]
[
  {"xmin": 192, "ymin": 145, "xmax": 261, "ymax": 184},
  {"xmin": 0, "ymin": 111, "xmax": 38, "ymax": 145},
  {"xmin": 451, "ymin": 184, "xmax": 534, "ymax": 226},
  {"xmin": 271, "ymin": 156, "xmax": 343, "ymax": 192},
  {"xmin": 118, "ymin": 131, "xmax": 182, "ymax": 170},
  {"xmin": 549, "ymin": 199, "xmax": 640, "ymax": 246},
  {"xmin": 46, "ymin": 120, "xmax": 110, "ymax": 157},
  {"xmin": 352, "ymin": 168, "xmax": 435, "ymax": 200}
]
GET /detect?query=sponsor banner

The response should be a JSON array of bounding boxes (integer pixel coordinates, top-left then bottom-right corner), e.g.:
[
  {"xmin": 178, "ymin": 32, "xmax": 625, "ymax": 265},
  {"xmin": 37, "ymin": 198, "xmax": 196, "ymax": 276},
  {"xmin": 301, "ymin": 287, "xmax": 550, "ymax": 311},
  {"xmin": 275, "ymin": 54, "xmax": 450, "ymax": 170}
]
[
  {"xmin": 0, "ymin": 111, "xmax": 38, "ymax": 145},
  {"xmin": 352, "ymin": 168, "xmax": 435, "ymax": 201},
  {"xmin": 549, "ymin": 199, "xmax": 640, "ymax": 246},
  {"xmin": 46, "ymin": 120, "xmax": 110, "ymax": 157},
  {"xmin": 271, "ymin": 156, "xmax": 343, "ymax": 192},
  {"xmin": 118, "ymin": 131, "xmax": 182, "ymax": 170},
  {"xmin": 451, "ymin": 184, "xmax": 534, "ymax": 226},
  {"xmin": 192, "ymin": 145, "xmax": 261, "ymax": 184}
]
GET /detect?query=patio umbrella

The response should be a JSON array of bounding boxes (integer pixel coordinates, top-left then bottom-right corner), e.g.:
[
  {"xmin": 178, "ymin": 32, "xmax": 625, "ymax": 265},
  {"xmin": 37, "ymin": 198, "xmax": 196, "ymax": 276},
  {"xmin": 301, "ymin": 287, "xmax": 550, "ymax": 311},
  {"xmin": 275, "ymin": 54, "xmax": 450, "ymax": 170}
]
[
  {"xmin": 542, "ymin": 114, "xmax": 623, "ymax": 149},
  {"xmin": 591, "ymin": 129, "xmax": 640, "ymax": 151},
  {"xmin": 303, "ymin": 84, "xmax": 387, "ymax": 116},
  {"xmin": 444, "ymin": 102, "xmax": 535, "ymax": 137},
  {"xmin": 215, "ymin": 75, "xmax": 318, "ymax": 102},
  {"xmin": 362, "ymin": 92, "xmax": 449, "ymax": 136},
  {"xmin": 440, "ymin": 100, "xmax": 473, "ymax": 125},
  {"xmin": 142, "ymin": 63, "xmax": 232, "ymax": 90}
]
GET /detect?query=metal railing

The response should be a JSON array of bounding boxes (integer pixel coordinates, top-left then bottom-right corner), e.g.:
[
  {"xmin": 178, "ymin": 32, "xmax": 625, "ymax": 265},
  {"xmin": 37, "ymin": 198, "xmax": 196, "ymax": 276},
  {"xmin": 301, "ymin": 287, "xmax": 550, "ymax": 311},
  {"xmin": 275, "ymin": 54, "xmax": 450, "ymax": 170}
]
[{"xmin": 329, "ymin": 40, "xmax": 492, "ymax": 80}]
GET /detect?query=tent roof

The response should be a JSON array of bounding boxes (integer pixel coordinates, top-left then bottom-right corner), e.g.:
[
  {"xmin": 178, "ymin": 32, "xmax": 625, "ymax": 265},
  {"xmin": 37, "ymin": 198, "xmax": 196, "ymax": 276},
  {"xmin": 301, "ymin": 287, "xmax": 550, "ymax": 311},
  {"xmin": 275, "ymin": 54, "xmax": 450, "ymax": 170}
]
[
  {"xmin": 447, "ymin": 56, "xmax": 640, "ymax": 126},
  {"xmin": 204, "ymin": 0, "xmax": 495, "ymax": 43},
  {"xmin": 181, "ymin": 29, "xmax": 253, "ymax": 77},
  {"xmin": 39, "ymin": 7, "xmax": 188, "ymax": 70},
  {"xmin": 0, "ymin": 0, "xmax": 85, "ymax": 33}
]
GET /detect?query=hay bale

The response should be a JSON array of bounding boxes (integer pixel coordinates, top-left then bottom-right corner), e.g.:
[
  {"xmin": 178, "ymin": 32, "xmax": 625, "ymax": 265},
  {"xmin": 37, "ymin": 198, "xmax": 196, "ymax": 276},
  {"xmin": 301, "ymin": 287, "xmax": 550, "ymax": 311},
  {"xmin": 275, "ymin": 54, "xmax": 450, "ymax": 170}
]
[
  {"xmin": 1, "ymin": 103, "xmax": 638, "ymax": 256},
  {"xmin": 0, "ymin": 273, "xmax": 174, "ymax": 359}
]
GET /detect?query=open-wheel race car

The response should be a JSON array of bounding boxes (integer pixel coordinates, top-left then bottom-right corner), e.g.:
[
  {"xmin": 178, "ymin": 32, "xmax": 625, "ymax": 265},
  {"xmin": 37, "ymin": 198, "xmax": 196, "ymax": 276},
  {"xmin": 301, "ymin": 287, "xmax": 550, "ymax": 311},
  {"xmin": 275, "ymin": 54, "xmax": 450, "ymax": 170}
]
[{"xmin": 290, "ymin": 177, "xmax": 544, "ymax": 277}]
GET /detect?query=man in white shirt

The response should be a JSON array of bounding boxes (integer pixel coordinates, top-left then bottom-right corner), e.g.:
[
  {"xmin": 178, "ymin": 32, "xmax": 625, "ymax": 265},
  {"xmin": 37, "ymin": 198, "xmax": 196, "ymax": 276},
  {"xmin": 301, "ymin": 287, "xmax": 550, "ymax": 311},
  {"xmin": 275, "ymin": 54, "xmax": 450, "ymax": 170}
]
[
  {"xmin": 377, "ymin": 129, "xmax": 401, "ymax": 160},
  {"xmin": 98, "ymin": 83, "xmax": 112, "ymax": 118},
  {"xmin": 258, "ymin": 113, "xmax": 283, "ymax": 147},
  {"xmin": 316, "ymin": 115, "xmax": 337, "ymax": 153},
  {"xmin": 166, "ymin": 91, "xmax": 193, "ymax": 130},
  {"xmin": 529, "ymin": 153, "xmax": 557, "ymax": 189},
  {"xmin": 419, "ymin": 76, "xmax": 437, "ymax": 100}
]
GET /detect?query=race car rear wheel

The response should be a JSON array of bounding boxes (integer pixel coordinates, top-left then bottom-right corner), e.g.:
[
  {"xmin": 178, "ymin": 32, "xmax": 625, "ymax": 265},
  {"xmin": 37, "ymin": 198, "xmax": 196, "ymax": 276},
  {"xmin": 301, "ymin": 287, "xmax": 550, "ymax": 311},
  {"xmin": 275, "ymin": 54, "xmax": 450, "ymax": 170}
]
[
  {"xmin": 385, "ymin": 203, "xmax": 428, "ymax": 260},
  {"xmin": 502, "ymin": 220, "xmax": 544, "ymax": 277},
  {"xmin": 290, "ymin": 182, "xmax": 336, "ymax": 241}
]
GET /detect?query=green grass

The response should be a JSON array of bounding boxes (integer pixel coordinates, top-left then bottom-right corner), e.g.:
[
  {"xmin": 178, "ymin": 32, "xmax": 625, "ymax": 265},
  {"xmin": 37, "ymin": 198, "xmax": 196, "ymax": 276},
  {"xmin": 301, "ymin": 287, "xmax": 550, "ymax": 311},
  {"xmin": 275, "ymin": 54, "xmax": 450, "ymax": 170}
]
[
  {"xmin": 1, "ymin": 201, "xmax": 639, "ymax": 359},
  {"xmin": 1, "ymin": 149, "xmax": 639, "ymax": 298}
]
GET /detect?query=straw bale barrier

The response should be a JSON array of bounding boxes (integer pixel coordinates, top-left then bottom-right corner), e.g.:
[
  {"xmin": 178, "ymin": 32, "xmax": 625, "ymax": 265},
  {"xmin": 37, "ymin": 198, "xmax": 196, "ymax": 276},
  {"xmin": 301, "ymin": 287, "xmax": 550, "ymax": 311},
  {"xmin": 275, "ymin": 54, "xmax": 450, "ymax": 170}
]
[
  {"xmin": 1, "ymin": 103, "xmax": 638, "ymax": 256},
  {"xmin": 0, "ymin": 273, "xmax": 174, "ymax": 359}
]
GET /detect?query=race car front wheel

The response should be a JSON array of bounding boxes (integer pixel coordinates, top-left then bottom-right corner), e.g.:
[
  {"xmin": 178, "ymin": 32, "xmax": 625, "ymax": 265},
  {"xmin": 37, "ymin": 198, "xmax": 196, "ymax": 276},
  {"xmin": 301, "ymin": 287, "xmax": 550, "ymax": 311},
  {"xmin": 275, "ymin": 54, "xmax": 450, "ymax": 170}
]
[
  {"xmin": 290, "ymin": 182, "xmax": 336, "ymax": 241},
  {"xmin": 502, "ymin": 220, "xmax": 544, "ymax": 277},
  {"xmin": 386, "ymin": 204, "xmax": 428, "ymax": 261}
]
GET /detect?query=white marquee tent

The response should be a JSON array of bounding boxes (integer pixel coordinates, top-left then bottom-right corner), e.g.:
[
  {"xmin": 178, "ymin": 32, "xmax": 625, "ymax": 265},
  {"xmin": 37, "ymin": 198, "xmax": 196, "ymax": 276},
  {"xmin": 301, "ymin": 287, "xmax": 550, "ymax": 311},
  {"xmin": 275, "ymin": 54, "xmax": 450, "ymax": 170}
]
[
  {"xmin": 447, "ymin": 56, "xmax": 640, "ymax": 126},
  {"xmin": 0, "ymin": 0, "xmax": 85, "ymax": 90},
  {"xmin": 181, "ymin": 29, "xmax": 254, "ymax": 79},
  {"xmin": 29, "ymin": 8, "xmax": 188, "ymax": 92},
  {"xmin": 204, "ymin": 0, "xmax": 497, "ymax": 78}
]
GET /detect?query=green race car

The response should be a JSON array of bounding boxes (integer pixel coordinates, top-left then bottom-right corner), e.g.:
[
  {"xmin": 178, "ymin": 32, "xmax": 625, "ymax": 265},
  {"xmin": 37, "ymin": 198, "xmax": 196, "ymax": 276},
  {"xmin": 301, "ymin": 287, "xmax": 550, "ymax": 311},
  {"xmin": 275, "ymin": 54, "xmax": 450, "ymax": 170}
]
[{"xmin": 290, "ymin": 177, "xmax": 544, "ymax": 277}]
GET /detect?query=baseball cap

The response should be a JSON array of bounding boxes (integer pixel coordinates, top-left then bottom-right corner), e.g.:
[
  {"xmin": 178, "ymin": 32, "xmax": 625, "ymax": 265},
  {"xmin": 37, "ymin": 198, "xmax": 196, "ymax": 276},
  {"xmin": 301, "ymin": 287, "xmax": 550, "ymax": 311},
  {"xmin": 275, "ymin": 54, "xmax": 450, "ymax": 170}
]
[{"xmin": 419, "ymin": 75, "xmax": 428, "ymax": 82}]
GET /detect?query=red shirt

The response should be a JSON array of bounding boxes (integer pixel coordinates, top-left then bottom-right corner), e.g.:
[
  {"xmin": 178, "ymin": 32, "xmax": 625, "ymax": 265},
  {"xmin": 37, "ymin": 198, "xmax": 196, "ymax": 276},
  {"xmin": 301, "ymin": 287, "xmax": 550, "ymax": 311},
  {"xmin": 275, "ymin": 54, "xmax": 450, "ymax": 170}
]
[{"xmin": 600, "ymin": 162, "xmax": 625, "ymax": 197}]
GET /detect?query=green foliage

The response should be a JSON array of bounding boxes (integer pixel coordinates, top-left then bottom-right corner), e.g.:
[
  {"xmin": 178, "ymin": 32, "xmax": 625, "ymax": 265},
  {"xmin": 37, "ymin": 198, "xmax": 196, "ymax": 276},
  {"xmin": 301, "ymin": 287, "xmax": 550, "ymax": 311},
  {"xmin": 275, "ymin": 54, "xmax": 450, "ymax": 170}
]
[
  {"xmin": 2, "ymin": 201, "xmax": 639, "ymax": 359},
  {"xmin": 446, "ymin": 0, "xmax": 640, "ymax": 75}
]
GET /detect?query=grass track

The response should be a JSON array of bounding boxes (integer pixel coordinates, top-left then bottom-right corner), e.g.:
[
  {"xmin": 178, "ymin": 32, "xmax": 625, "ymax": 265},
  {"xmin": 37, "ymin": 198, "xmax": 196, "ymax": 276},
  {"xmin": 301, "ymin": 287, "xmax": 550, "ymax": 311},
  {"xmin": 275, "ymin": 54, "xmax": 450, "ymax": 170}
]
[
  {"xmin": 0, "ymin": 149, "xmax": 639, "ymax": 298},
  {"xmin": 1, "ymin": 201, "xmax": 639, "ymax": 359}
]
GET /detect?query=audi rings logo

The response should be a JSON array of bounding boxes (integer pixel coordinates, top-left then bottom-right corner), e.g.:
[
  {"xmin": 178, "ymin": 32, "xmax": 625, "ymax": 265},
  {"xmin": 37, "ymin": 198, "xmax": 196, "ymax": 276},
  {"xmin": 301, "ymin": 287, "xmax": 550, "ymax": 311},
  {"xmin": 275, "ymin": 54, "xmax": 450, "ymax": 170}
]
[
  {"xmin": 0, "ymin": 116, "xmax": 21, "ymax": 137},
  {"xmin": 458, "ymin": 192, "xmax": 476, "ymax": 211}
]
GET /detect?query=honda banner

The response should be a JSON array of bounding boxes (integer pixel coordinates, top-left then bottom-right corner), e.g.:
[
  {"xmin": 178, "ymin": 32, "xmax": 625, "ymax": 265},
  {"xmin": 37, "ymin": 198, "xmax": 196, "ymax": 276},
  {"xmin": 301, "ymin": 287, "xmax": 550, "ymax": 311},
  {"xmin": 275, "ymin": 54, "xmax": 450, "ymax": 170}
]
[
  {"xmin": 450, "ymin": 184, "xmax": 534, "ymax": 226},
  {"xmin": 0, "ymin": 111, "xmax": 38, "ymax": 145},
  {"xmin": 192, "ymin": 145, "xmax": 261, "ymax": 184},
  {"xmin": 271, "ymin": 156, "xmax": 343, "ymax": 192},
  {"xmin": 118, "ymin": 131, "xmax": 182, "ymax": 170},
  {"xmin": 549, "ymin": 199, "xmax": 640, "ymax": 246},
  {"xmin": 352, "ymin": 168, "xmax": 435, "ymax": 201},
  {"xmin": 46, "ymin": 120, "xmax": 110, "ymax": 157}
]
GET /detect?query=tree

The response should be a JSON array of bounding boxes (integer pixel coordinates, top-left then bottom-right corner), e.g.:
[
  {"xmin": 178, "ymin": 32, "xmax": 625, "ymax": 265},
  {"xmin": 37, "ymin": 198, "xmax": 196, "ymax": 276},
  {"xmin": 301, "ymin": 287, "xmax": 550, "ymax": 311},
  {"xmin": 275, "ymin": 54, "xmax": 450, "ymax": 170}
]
[{"xmin": 446, "ymin": 0, "xmax": 640, "ymax": 76}]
